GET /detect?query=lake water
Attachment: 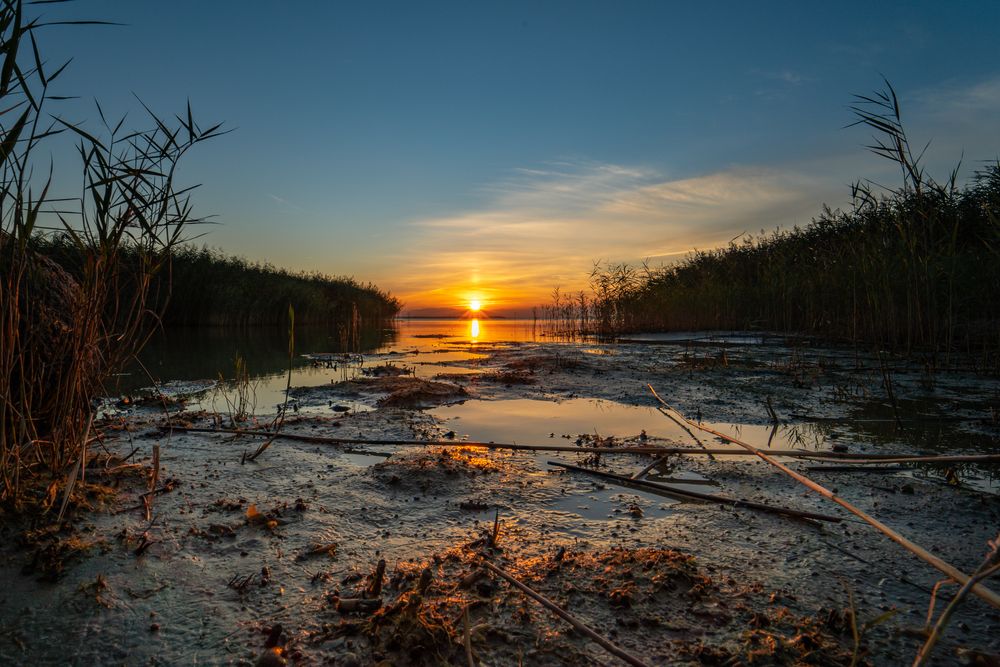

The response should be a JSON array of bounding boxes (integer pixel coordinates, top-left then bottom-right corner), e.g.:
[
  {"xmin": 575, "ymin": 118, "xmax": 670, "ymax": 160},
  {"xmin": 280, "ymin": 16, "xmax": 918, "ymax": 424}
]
[
  {"xmin": 122, "ymin": 319, "xmax": 829, "ymax": 453},
  {"xmin": 105, "ymin": 317, "xmax": 1000, "ymax": 501},
  {"xmin": 120, "ymin": 319, "xmax": 556, "ymax": 414}
]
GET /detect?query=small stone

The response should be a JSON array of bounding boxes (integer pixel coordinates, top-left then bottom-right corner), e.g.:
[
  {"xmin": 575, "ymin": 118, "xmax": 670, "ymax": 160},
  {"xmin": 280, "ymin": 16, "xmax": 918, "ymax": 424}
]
[{"xmin": 149, "ymin": 622, "xmax": 160, "ymax": 632}]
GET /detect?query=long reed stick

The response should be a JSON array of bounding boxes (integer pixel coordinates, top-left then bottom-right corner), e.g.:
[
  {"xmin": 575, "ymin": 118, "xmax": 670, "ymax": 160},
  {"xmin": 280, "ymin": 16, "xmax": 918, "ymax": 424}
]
[
  {"xmin": 549, "ymin": 460, "xmax": 841, "ymax": 522},
  {"xmin": 161, "ymin": 425, "xmax": 1000, "ymax": 463},
  {"xmin": 647, "ymin": 384, "xmax": 1000, "ymax": 609}
]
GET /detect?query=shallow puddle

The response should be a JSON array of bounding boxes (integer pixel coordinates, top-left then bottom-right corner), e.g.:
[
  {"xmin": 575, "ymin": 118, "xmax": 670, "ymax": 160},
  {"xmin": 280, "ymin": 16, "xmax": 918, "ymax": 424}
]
[
  {"xmin": 429, "ymin": 396, "xmax": 833, "ymax": 452},
  {"xmin": 427, "ymin": 397, "xmax": 824, "ymax": 520}
]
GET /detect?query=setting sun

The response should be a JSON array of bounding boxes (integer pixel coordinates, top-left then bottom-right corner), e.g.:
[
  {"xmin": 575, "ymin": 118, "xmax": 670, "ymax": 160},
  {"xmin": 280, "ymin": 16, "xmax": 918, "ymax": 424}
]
[{"xmin": 470, "ymin": 300, "xmax": 481, "ymax": 312}]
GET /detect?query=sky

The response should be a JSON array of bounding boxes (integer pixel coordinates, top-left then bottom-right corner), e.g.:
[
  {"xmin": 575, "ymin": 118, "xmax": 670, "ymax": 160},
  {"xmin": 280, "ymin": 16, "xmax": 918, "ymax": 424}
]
[{"xmin": 33, "ymin": 1, "xmax": 1000, "ymax": 315}]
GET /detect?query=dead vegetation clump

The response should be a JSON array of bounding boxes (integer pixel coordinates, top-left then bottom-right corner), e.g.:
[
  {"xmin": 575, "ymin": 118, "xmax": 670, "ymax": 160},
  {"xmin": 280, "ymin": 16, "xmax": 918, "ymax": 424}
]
[
  {"xmin": 679, "ymin": 605, "xmax": 864, "ymax": 666},
  {"xmin": 363, "ymin": 363, "xmax": 412, "ymax": 378},
  {"xmin": 372, "ymin": 448, "xmax": 504, "ymax": 491},
  {"xmin": 368, "ymin": 377, "xmax": 468, "ymax": 408},
  {"xmin": 18, "ymin": 525, "xmax": 106, "ymax": 582},
  {"xmin": 0, "ymin": 0, "xmax": 224, "ymax": 510},
  {"xmin": 308, "ymin": 544, "xmax": 866, "ymax": 665},
  {"xmin": 299, "ymin": 376, "xmax": 468, "ymax": 409},
  {"xmin": 363, "ymin": 570, "xmax": 456, "ymax": 664}
]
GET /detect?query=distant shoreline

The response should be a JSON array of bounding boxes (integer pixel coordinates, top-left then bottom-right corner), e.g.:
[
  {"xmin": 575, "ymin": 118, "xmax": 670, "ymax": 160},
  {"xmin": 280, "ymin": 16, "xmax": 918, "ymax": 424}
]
[{"xmin": 397, "ymin": 315, "xmax": 512, "ymax": 320}]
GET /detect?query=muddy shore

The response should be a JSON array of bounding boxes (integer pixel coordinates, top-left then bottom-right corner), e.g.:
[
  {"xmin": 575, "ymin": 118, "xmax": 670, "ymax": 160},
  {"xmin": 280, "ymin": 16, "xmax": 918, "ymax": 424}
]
[{"xmin": 1, "ymin": 334, "xmax": 999, "ymax": 665}]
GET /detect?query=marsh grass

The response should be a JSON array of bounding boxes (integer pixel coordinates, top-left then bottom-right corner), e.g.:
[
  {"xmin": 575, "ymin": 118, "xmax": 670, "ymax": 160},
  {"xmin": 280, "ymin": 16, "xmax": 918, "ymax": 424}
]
[
  {"xmin": 0, "ymin": 1, "xmax": 223, "ymax": 509},
  {"xmin": 28, "ymin": 240, "xmax": 401, "ymax": 329},
  {"xmin": 214, "ymin": 354, "xmax": 259, "ymax": 427},
  {"xmin": 581, "ymin": 82, "xmax": 1000, "ymax": 361}
]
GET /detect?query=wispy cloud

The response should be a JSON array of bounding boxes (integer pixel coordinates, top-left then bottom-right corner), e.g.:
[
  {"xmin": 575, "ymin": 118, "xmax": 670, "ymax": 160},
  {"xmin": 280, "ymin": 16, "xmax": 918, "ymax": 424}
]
[
  {"xmin": 388, "ymin": 161, "xmax": 842, "ymax": 311},
  {"xmin": 756, "ymin": 68, "xmax": 812, "ymax": 86},
  {"xmin": 912, "ymin": 76, "xmax": 1000, "ymax": 118},
  {"xmin": 267, "ymin": 192, "xmax": 307, "ymax": 213}
]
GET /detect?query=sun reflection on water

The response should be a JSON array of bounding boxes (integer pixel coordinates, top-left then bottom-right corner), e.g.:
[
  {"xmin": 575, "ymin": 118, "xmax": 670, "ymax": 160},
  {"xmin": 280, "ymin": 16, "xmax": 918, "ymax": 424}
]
[{"xmin": 470, "ymin": 318, "xmax": 480, "ymax": 339}]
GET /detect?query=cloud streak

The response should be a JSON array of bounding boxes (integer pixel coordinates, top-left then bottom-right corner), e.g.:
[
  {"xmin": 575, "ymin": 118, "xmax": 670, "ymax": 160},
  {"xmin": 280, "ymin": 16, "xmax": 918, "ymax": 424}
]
[{"xmin": 388, "ymin": 160, "xmax": 844, "ymax": 313}]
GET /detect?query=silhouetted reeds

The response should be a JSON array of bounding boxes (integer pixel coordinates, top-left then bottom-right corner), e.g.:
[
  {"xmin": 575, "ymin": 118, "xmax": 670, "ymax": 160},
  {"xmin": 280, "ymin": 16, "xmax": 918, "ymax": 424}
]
[
  {"xmin": 30, "ymin": 240, "xmax": 401, "ymax": 331},
  {"xmin": 581, "ymin": 83, "xmax": 1000, "ymax": 360},
  {"xmin": 0, "ymin": 1, "xmax": 224, "ymax": 508}
]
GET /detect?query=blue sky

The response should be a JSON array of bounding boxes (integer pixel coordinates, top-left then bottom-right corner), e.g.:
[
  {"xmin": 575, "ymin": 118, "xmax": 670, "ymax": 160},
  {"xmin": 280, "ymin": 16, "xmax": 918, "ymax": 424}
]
[{"xmin": 36, "ymin": 1, "xmax": 1000, "ymax": 312}]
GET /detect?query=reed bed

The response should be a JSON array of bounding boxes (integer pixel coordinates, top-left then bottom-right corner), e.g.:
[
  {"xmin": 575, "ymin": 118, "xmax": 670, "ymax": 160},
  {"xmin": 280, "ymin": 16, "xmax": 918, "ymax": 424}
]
[
  {"xmin": 0, "ymin": 1, "xmax": 223, "ymax": 508},
  {"xmin": 0, "ymin": 2, "xmax": 401, "ymax": 509},
  {"xmin": 574, "ymin": 84, "xmax": 1000, "ymax": 359},
  {"xmin": 32, "ymin": 240, "xmax": 402, "ymax": 329}
]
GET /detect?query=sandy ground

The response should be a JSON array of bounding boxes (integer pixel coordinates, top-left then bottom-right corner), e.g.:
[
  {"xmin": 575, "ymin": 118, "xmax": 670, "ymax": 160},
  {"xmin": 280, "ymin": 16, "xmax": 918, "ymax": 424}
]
[{"xmin": 1, "ymin": 335, "xmax": 999, "ymax": 666}]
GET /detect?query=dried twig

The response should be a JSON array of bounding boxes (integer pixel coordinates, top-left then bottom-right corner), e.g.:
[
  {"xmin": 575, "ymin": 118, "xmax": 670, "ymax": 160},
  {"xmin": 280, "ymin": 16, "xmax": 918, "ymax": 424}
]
[
  {"xmin": 549, "ymin": 460, "xmax": 841, "ymax": 523},
  {"xmin": 56, "ymin": 414, "xmax": 93, "ymax": 524},
  {"xmin": 367, "ymin": 558, "xmax": 386, "ymax": 598},
  {"xmin": 463, "ymin": 606, "xmax": 475, "ymax": 667}
]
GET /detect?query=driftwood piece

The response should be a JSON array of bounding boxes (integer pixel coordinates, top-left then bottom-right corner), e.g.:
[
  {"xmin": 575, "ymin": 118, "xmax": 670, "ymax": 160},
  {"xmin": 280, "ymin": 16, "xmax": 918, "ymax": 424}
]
[
  {"xmin": 549, "ymin": 461, "xmax": 841, "ymax": 523},
  {"xmin": 647, "ymin": 384, "xmax": 1000, "ymax": 610},
  {"xmin": 482, "ymin": 560, "xmax": 651, "ymax": 667}
]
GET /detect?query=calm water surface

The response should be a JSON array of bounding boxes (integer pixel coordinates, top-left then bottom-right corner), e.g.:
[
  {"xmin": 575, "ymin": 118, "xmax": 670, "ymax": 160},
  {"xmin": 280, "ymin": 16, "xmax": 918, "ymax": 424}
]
[
  {"xmin": 123, "ymin": 319, "xmax": 550, "ymax": 413},
  {"xmin": 119, "ymin": 318, "xmax": 997, "ymax": 491}
]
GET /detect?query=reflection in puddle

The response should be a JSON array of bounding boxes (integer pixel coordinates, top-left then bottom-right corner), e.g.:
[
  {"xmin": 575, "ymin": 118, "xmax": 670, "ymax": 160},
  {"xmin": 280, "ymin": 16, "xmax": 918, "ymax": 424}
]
[
  {"xmin": 430, "ymin": 397, "xmax": 824, "ymax": 520},
  {"xmin": 430, "ymin": 397, "xmax": 832, "ymax": 452}
]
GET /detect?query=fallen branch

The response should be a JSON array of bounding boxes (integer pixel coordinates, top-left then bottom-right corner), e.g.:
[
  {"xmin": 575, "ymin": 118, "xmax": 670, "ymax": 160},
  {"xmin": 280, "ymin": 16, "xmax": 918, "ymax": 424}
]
[
  {"xmin": 160, "ymin": 426, "xmax": 1000, "ymax": 463},
  {"xmin": 806, "ymin": 465, "xmax": 905, "ymax": 473},
  {"xmin": 799, "ymin": 454, "xmax": 999, "ymax": 464},
  {"xmin": 481, "ymin": 560, "xmax": 651, "ymax": 667},
  {"xmin": 646, "ymin": 384, "xmax": 1000, "ymax": 610},
  {"xmin": 549, "ymin": 461, "xmax": 841, "ymax": 523}
]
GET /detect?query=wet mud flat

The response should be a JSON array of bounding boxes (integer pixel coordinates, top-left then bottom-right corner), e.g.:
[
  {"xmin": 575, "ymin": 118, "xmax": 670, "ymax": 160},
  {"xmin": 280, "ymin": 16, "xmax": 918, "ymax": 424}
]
[{"xmin": 2, "ymin": 335, "xmax": 1000, "ymax": 665}]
